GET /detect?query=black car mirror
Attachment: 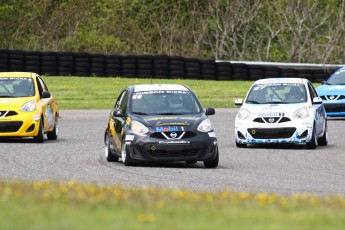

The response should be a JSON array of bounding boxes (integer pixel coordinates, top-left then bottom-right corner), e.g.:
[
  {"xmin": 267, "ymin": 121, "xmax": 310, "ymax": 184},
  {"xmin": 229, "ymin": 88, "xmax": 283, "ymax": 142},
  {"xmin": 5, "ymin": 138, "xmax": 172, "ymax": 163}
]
[
  {"xmin": 205, "ymin": 108, "xmax": 215, "ymax": 116},
  {"xmin": 112, "ymin": 109, "xmax": 124, "ymax": 117},
  {"xmin": 41, "ymin": 91, "xmax": 51, "ymax": 99}
]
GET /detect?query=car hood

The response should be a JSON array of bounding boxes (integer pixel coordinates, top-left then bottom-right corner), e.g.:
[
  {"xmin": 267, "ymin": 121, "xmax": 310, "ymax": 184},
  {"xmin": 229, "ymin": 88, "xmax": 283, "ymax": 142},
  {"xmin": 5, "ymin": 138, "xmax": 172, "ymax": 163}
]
[
  {"xmin": 317, "ymin": 85, "xmax": 345, "ymax": 95},
  {"xmin": 241, "ymin": 103, "xmax": 307, "ymax": 115},
  {"xmin": 131, "ymin": 113, "xmax": 207, "ymax": 128},
  {"xmin": 0, "ymin": 97, "xmax": 34, "ymax": 110}
]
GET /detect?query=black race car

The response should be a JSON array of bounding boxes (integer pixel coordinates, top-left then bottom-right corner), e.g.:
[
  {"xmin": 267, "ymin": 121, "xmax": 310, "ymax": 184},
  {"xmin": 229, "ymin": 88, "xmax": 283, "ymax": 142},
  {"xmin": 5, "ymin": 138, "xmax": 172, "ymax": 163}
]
[{"xmin": 104, "ymin": 84, "xmax": 218, "ymax": 168}]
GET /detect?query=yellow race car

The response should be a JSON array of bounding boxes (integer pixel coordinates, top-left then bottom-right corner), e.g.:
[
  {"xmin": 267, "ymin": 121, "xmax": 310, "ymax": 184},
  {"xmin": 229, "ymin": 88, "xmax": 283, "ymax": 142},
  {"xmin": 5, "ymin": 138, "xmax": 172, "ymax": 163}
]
[{"xmin": 0, "ymin": 72, "xmax": 59, "ymax": 143}]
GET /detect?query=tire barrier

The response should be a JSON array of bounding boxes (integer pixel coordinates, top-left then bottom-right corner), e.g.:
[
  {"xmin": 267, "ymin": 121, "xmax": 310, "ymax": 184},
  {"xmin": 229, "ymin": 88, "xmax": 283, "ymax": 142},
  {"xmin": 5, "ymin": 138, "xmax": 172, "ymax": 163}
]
[{"xmin": 0, "ymin": 49, "xmax": 340, "ymax": 82}]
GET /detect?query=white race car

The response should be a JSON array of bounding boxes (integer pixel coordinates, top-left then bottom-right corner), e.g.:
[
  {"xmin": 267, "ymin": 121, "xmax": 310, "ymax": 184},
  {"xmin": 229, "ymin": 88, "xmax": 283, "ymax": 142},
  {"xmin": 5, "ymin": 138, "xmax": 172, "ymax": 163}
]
[{"xmin": 234, "ymin": 78, "xmax": 328, "ymax": 149}]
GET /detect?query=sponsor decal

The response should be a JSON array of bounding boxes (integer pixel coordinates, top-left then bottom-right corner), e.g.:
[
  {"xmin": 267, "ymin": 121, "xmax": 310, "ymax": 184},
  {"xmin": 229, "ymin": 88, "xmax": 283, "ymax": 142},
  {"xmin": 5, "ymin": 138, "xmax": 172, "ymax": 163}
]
[
  {"xmin": 156, "ymin": 122, "xmax": 190, "ymax": 126},
  {"xmin": 0, "ymin": 99, "xmax": 16, "ymax": 103},
  {"xmin": 208, "ymin": 132, "xmax": 216, "ymax": 138},
  {"xmin": 155, "ymin": 126, "xmax": 180, "ymax": 132},
  {"xmin": 158, "ymin": 140, "xmax": 190, "ymax": 144},
  {"xmin": 125, "ymin": 135, "xmax": 135, "ymax": 141},
  {"xmin": 259, "ymin": 112, "xmax": 284, "ymax": 117},
  {"xmin": 145, "ymin": 116, "xmax": 199, "ymax": 121}
]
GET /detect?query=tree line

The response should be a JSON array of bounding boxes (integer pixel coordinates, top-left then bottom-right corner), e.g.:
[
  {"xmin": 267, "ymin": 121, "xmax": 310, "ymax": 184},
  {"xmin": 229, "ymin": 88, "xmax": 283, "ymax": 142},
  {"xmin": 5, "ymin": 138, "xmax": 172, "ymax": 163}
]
[{"xmin": 1, "ymin": 0, "xmax": 344, "ymax": 64}]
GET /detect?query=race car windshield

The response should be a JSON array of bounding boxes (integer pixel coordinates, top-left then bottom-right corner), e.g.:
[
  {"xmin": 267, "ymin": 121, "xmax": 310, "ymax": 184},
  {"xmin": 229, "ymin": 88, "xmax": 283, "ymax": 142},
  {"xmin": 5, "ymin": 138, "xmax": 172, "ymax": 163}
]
[
  {"xmin": 246, "ymin": 83, "xmax": 307, "ymax": 104},
  {"xmin": 130, "ymin": 91, "xmax": 203, "ymax": 115},
  {"xmin": 0, "ymin": 77, "xmax": 35, "ymax": 97},
  {"xmin": 326, "ymin": 71, "xmax": 345, "ymax": 85}
]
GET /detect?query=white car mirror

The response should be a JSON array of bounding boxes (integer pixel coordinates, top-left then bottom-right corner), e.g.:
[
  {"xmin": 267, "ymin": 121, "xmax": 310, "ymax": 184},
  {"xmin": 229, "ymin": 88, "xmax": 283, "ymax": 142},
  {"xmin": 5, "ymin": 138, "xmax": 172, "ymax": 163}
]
[
  {"xmin": 234, "ymin": 98, "xmax": 243, "ymax": 106},
  {"xmin": 313, "ymin": 97, "xmax": 323, "ymax": 104}
]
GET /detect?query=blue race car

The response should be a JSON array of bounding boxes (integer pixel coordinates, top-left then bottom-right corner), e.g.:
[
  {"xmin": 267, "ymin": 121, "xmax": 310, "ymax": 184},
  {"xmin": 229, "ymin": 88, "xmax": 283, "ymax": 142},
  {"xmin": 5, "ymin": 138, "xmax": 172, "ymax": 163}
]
[{"xmin": 317, "ymin": 66, "xmax": 345, "ymax": 117}]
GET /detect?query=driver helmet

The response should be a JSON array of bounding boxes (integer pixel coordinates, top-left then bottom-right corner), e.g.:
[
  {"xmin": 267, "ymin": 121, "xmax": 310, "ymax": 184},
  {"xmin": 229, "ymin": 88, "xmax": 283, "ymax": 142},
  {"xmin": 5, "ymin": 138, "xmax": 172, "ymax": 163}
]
[
  {"xmin": 18, "ymin": 79, "xmax": 34, "ymax": 95},
  {"xmin": 168, "ymin": 94, "xmax": 183, "ymax": 109}
]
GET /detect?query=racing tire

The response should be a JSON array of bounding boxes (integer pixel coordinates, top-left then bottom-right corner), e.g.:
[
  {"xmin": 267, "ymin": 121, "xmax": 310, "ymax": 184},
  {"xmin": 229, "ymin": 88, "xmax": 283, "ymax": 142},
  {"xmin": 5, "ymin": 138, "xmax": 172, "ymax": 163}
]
[
  {"xmin": 121, "ymin": 138, "xmax": 133, "ymax": 166},
  {"xmin": 34, "ymin": 120, "xmax": 44, "ymax": 143},
  {"xmin": 236, "ymin": 141, "xmax": 247, "ymax": 148},
  {"xmin": 203, "ymin": 147, "xmax": 219, "ymax": 168},
  {"xmin": 104, "ymin": 131, "xmax": 119, "ymax": 162},
  {"xmin": 317, "ymin": 123, "xmax": 328, "ymax": 146},
  {"xmin": 47, "ymin": 116, "xmax": 58, "ymax": 140},
  {"xmin": 306, "ymin": 125, "xmax": 317, "ymax": 149}
]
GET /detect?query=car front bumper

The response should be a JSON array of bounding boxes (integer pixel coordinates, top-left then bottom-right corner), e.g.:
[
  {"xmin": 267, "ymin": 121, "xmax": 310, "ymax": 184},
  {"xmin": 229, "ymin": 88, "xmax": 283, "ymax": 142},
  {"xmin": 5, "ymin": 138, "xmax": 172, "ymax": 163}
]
[
  {"xmin": 0, "ymin": 112, "xmax": 41, "ymax": 137},
  {"xmin": 125, "ymin": 132, "xmax": 218, "ymax": 162},
  {"xmin": 322, "ymin": 100, "xmax": 345, "ymax": 117},
  {"xmin": 235, "ymin": 118, "xmax": 314, "ymax": 145}
]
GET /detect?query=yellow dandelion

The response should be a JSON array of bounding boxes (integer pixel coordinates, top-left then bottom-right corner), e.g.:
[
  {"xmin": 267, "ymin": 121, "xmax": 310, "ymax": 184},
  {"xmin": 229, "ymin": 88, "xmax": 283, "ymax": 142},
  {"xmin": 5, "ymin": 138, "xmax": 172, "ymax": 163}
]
[
  {"xmin": 137, "ymin": 214, "xmax": 156, "ymax": 223},
  {"xmin": 238, "ymin": 192, "xmax": 251, "ymax": 200},
  {"xmin": 256, "ymin": 193, "xmax": 269, "ymax": 205},
  {"xmin": 156, "ymin": 200, "xmax": 165, "ymax": 208}
]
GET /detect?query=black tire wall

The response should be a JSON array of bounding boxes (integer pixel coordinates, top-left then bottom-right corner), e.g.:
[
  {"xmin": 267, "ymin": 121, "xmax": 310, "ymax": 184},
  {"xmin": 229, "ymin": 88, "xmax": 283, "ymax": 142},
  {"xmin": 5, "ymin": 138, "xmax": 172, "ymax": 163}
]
[{"xmin": 0, "ymin": 49, "xmax": 339, "ymax": 82}]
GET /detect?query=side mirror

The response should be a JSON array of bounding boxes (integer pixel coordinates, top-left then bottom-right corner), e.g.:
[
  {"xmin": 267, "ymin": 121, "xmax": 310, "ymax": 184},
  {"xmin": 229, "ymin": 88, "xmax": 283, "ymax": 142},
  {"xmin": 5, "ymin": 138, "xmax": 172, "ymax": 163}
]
[
  {"xmin": 205, "ymin": 108, "xmax": 215, "ymax": 116},
  {"xmin": 322, "ymin": 81, "xmax": 326, "ymax": 85},
  {"xmin": 313, "ymin": 97, "xmax": 323, "ymax": 104},
  {"xmin": 41, "ymin": 91, "xmax": 51, "ymax": 99},
  {"xmin": 234, "ymin": 98, "xmax": 243, "ymax": 106},
  {"xmin": 111, "ymin": 108, "xmax": 124, "ymax": 117}
]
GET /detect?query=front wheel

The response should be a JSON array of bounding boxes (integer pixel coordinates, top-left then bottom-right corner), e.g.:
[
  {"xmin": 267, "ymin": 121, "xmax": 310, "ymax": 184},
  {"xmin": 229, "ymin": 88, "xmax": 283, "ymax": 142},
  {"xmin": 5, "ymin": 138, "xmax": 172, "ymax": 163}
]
[
  {"xmin": 34, "ymin": 120, "xmax": 44, "ymax": 143},
  {"xmin": 203, "ymin": 146, "xmax": 219, "ymax": 168},
  {"xmin": 104, "ymin": 131, "xmax": 118, "ymax": 162},
  {"xmin": 317, "ymin": 123, "xmax": 328, "ymax": 146},
  {"xmin": 121, "ymin": 138, "xmax": 133, "ymax": 166},
  {"xmin": 47, "ymin": 115, "xmax": 58, "ymax": 140},
  {"xmin": 306, "ymin": 126, "xmax": 317, "ymax": 149}
]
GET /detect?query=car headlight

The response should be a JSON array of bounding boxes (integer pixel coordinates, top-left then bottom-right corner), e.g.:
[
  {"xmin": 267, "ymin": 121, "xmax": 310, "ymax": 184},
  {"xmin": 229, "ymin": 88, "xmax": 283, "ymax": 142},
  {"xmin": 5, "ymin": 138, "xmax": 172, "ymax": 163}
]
[
  {"xmin": 197, "ymin": 119, "xmax": 213, "ymax": 132},
  {"xmin": 293, "ymin": 106, "xmax": 309, "ymax": 119},
  {"xmin": 20, "ymin": 100, "xmax": 36, "ymax": 112},
  {"xmin": 237, "ymin": 108, "xmax": 251, "ymax": 120},
  {"xmin": 130, "ymin": 120, "xmax": 149, "ymax": 135}
]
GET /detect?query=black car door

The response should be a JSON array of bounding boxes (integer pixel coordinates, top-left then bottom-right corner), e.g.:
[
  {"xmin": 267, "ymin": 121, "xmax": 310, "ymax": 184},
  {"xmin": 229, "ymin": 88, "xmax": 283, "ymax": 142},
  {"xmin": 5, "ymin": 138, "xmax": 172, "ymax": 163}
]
[{"xmin": 111, "ymin": 90, "xmax": 129, "ymax": 153}]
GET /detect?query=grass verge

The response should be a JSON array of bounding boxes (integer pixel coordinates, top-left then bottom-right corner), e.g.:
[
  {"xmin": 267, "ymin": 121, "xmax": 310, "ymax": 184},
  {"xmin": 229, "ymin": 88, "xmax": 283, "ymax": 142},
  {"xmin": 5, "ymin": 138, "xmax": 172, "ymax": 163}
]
[
  {"xmin": 42, "ymin": 76, "xmax": 255, "ymax": 109},
  {"xmin": 1, "ymin": 180, "xmax": 345, "ymax": 230}
]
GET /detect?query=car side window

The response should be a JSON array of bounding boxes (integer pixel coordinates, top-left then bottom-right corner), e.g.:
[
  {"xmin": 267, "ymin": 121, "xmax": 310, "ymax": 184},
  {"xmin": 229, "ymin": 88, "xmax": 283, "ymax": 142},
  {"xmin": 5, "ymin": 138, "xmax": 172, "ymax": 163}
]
[
  {"xmin": 35, "ymin": 77, "xmax": 46, "ymax": 96},
  {"xmin": 308, "ymin": 82, "xmax": 318, "ymax": 99},
  {"xmin": 120, "ymin": 91, "xmax": 129, "ymax": 112},
  {"xmin": 114, "ymin": 90, "xmax": 129, "ymax": 113},
  {"xmin": 114, "ymin": 90, "xmax": 126, "ymax": 109},
  {"xmin": 37, "ymin": 76, "xmax": 49, "ymax": 92}
]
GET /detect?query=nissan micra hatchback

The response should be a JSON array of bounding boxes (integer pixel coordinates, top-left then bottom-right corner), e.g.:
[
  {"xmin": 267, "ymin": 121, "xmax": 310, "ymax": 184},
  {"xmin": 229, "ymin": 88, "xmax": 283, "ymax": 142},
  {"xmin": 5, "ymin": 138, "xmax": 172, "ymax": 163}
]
[
  {"xmin": 0, "ymin": 72, "xmax": 59, "ymax": 143},
  {"xmin": 104, "ymin": 84, "xmax": 219, "ymax": 168},
  {"xmin": 234, "ymin": 78, "xmax": 328, "ymax": 149}
]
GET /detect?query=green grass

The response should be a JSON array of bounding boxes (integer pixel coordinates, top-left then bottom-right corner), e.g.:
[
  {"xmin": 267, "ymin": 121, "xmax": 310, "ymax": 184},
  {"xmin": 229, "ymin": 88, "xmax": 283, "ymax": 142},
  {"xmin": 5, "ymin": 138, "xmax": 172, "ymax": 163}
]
[
  {"xmin": 42, "ymin": 76, "xmax": 255, "ymax": 109},
  {"xmin": 1, "ymin": 180, "xmax": 345, "ymax": 230}
]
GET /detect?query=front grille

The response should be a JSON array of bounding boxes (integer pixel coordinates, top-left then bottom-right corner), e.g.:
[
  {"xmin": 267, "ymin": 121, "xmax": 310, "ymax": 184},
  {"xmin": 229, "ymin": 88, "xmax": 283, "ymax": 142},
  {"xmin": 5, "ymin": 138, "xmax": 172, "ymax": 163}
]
[
  {"xmin": 324, "ymin": 104, "xmax": 345, "ymax": 113},
  {"xmin": 150, "ymin": 131, "xmax": 196, "ymax": 139},
  {"xmin": 0, "ymin": 121, "xmax": 23, "ymax": 133},
  {"xmin": 320, "ymin": 95, "xmax": 345, "ymax": 100},
  {"xmin": 148, "ymin": 149, "xmax": 200, "ymax": 157},
  {"xmin": 247, "ymin": 127, "xmax": 296, "ymax": 139},
  {"xmin": 253, "ymin": 117, "xmax": 291, "ymax": 123},
  {"xmin": 0, "ymin": 111, "xmax": 18, "ymax": 117}
]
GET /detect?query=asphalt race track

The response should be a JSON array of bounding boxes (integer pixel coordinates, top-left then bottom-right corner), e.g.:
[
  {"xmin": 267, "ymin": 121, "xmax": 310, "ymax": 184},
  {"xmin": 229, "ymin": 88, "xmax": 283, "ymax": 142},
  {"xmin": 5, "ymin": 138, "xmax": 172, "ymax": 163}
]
[{"xmin": 2, "ymin": 109, "xmax": 345, "ymax": 195}]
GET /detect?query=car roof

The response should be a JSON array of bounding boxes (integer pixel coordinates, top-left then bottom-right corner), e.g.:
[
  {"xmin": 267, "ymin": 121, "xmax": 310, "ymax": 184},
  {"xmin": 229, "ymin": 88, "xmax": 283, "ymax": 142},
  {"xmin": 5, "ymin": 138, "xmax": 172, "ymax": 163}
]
[
  {"xmin": 0, "ymin": 72, "xmax": 36, "ymax": 78},
  {"xmin": 253, "ymin": 78, "xmax": 306, "ymax": 85},
  {"xmin": 132, "ymin": 84, "xmax": 189, "ymax": 92}
]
